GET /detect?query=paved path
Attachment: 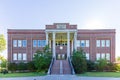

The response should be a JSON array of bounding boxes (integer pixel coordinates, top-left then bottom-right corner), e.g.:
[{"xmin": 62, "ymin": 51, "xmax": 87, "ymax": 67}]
[{"xmin": 1, "ymin": 75, "xmax": 120, "ymax": 80}]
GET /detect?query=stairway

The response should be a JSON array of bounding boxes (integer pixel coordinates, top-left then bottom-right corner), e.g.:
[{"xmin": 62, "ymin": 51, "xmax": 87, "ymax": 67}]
[{"xmin": 51, "ymin": 60, "xmax": 71, "ymax": 74}]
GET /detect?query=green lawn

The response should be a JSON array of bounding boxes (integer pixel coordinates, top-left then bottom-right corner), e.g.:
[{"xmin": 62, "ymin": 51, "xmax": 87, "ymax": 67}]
[
  {"xmin": 0, "ymin": 72, "xmax": 46, "ymax": 78},
  {"xmin": 78, "ymin": 72, "xmax": 120, "ymax": 77}
]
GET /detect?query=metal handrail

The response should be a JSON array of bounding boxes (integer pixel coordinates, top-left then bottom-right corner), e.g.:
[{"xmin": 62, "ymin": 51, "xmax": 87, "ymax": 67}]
[
  {"xmin": 68, "ymin": 57, "xmax": 75, "ymax": 75},
  {"xmin": 47, "ymin": 57, "xmax": 54, "ymax": 74}
]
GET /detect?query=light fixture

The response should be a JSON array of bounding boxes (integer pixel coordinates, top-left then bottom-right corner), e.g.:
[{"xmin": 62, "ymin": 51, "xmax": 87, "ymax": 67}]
[{"xmin": 60, "ymin": 35, "xmax": 63, "ymax": 50}]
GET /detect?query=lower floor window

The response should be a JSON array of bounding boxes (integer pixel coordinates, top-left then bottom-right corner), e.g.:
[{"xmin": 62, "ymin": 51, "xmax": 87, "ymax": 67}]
[
  {"xmin": 96, "ymin": 53, "xmax": 110, "ymax": 60},
  {"xmin": 86, "ymin": 53, "xmax": 89, "ymax": 60},
  {"xmin": 13, "ymin": 53, "xmax": 27, "ymax": 61},
  {"xmin": 13, "ymin": 53, "xmax": 17, "ymax": 60}
]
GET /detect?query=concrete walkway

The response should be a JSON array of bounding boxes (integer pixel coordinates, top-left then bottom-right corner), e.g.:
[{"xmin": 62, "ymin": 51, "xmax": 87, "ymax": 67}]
[{"xmin": 1, "ymin": 75, "xmax": 120, "ymax": 80}]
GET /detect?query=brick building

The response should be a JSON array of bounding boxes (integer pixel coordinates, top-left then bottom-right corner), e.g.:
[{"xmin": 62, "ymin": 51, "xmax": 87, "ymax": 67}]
[{"xmin": 8, "ymin": 23, "xmax": 116, "ymax": 63}]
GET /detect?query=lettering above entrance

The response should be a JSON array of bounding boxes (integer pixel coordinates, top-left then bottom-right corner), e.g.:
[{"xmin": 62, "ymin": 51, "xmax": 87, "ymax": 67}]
[{"xmin": 56, "ymin": 24, "xmax": 66, "ymax": 29}]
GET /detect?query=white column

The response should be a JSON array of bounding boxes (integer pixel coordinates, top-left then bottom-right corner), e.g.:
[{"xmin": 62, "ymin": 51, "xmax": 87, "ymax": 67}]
[
  {"xmin": 53, "ymin": 32, "xmax": 56, "ymax": 59},
  {"xmin": 46, "ymin": 32, "xmax": 48, "ymax": 45},
  {"xmin": 67, "ymin": 32, "xmax": 70, "ymax": 58},
  {"xmin": 74, "ymin": 32, "xmax": 77, "ymax": 50}
]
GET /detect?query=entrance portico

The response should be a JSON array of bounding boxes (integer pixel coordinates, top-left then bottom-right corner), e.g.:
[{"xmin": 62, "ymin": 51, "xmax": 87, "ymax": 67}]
[{"xmin": 45, "ymin": 23, "xmax": 77, "ymax": 60}]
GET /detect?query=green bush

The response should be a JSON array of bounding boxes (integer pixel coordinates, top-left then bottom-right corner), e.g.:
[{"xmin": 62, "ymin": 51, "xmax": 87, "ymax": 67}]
[
  {"xmin": 17, "ymin": 62, "xmax": 27, "ymax": 71},
  {"xmin": 114, "ymin": 63, "xmax": 120, "ymax": 72},
  {"xmin": 8, "ymin": 63, "xmax": 17, "ymax": 72},
  {"xmin": 27, "ymin": 61, "xmax": 36, "ymax": 72},
  {"xmin": 95, "ymin": 59, "xmax": 107, "ymax": 72},
  {"xmin": 86, "ymin": 60, "xmax": 95, "ymax": 71},
  {"xmin": 72, "ymin": 48, "xmax": 87, "ymax": 74}
]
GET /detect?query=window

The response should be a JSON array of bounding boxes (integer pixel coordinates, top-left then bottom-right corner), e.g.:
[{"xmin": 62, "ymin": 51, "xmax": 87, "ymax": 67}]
[
  {"xmin": 41, "ymin": 40, "xmax": 46, "ymax": 47},
  {"xmin": 86, "ymin": 40, "xmax": 89, "ymax": 47},
  {"xmin": 101, "ymin": 40, "xmax": 105, "ymax": 47},
  {"xmin": 22, "ymin": 40, "xmax": 27, "ymax": 47},
  {"xmin": 38, "ymin": 40, "xmax": 41, "ymax": 47},
  {"xmin": 13, "ymin": 40, "xmax": 17, "ymax": 47},
  {"xmin": 23, "ymin": 53, "xmax": 27, "ymax": 60},
  {"xmin": 13, "ymin": 53, "xmax": 17, "ymax": 60},
  {"xmin": 33, "ymin": 40, "xmax": 37, "ymax": 47},
  {"xmin": 86, "ymin": 53, "xmax": 89, "ymax": 60},
  {"xmin": 101, "ymin": 53, "xmax": 105, "ymax": 59},
  {"xmin": 96, "ymin": 40, "xmax": 100, "ymax": 47},
  {"xmin": 76, "ymin": 40, "xmax": 80, "ymax": 47},
  {"xmin": 106, "ymin": 53, "xmax": 110, "ymax": 60},
  {"xmin": 18, "ymin": 40, "xmax": 22, "ymax": 47},
  {"xmin": 81, "ymin": 40, "xmax": 85, "ymax": 47},
  {"xmin": 96, "ymin": 53, "xmax": 100, "ymax": 60},
  {"xmin": 106, "ymin": 40, "xmax": 110, "ymax": 47},
  {"xmin": 18, "ymin": 53, "xmax": 22, "ymax": 60}
]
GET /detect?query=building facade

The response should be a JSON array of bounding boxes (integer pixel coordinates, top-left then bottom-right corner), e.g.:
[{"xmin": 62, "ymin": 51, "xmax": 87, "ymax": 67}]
[{"xmin": 8, "ymin": 23, "xmax": 116, "ymax": 63}]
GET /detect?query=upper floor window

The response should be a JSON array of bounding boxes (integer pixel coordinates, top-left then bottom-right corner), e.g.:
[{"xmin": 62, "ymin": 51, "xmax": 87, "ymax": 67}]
[
  {"xmin": 41, "ymin": 40, "xmax": 46, "ymax": 47},
  {"xmin": 76, "ymin": 40, "xmax": 80, "ymax": 47},
  {"xmin": 86, "ymin": 40, "xmax": 89, "ymax": 47},
  {"xmin": 18, "ymin": 40, "xmax": 22, "ymax": 47},
  {"xmin": 101, "ymin": 40, "xmax": 105, "ymax": 47},
  {"xmin": 106, "ymin": 40, "xmax": 110, "ymax": 47},
  {"xmin": 13, "ymin": 40, "xmax": 17, "ymax": 47},
  {"xmin": 22, "ymin": 40, "xmax": 27, "ymax": 47},
  {"xmin": 33, "ymin": 40, "xmax": 37, "ymax": 47},
  {"xmin": 80, "ymin": 40, "xmax": 85, "ymax": 47},
  {"xmin": 96, "ymin": 40, "xmax": 100, "ymax": 47}
]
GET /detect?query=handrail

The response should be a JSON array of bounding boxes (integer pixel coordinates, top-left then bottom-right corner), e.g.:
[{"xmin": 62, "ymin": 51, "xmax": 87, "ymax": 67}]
[
  {"xmin": 47, "ymin": 57, "xmax": 54, "ymax": 74},
  {"xmin": 68, "ymin": 57, "xmax": 75, "ymax": 75}
]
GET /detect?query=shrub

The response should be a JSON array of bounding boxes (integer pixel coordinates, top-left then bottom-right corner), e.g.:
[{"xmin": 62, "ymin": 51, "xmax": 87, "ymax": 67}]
[
  {"xmin": 17, "ymin": 62, "xmax": 27, "ymax": 71},
  {"xmin": 8, "ymin": 63, "xmax": 17, "ymax": 72},
  {"xmin": 114, "ymin": 63, "xmax": 120, "ymax": 72},
  {"xmin": 27, "ymin": 61, "xmax": 36, "ymax": 72},
  {"xmin": 72, "ymin": 48, "xmax": 87, "ymax": 74},
  {"xmin": 86, "ymin": 60, "xmax": 95, "ymax": 71},
  {"xmin": 95, "ymin": 59, "xmax": 107, "ymax": 71}
]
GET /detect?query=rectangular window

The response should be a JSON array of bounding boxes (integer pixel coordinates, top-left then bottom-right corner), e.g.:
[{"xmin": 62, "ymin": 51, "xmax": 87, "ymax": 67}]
[
  {"xmin": 81, "ymin": 40, "xmax": 85, "ymax": 47},
  {"xmin": 106, "ymin": 53, "xmax": 110, "ymax": 60},
  {"xmin": 86, "ymin": 53, "xmax": 89, "ymax": 60},
  {"xmin": 38, "ymin": 40, "xmax": 41, "ymax": 47},
  {"xmin": 101, "ymin": 53, "xmax": 105, "ymax": 59},
  {"xmin": 13, "ymin": 40, "xmax": 17, "ymax": 47},
  {"xmin": 22, "ymin": 40, "xmax": 27, "ymax": 47},
  {"xmin": 86, "ymin": 40, "xmax": 89, "ymax": 47},
  {"xmin": 96, "ymin": 53, "xmax": 100, "ymax": 60},
  {"xmin": 33, "ymin": 40, "xmax": 37, "ymax": 47},
  {"xmin": 18, "ymin": 40, "xmax": 22, "ymax": 47},
  {"xmin": 96, "ymin": 40, "xmax": 100, "ymax": 47},
  {"xmin": 18, "ymin": 53, "xmax": 22, "ymax": 60},
  {"xmin": 23, "ymin": 53, "xmax": 27, "ymax": 60},
  {"xmin": 106, "ymin": 40, "xmax": 110, "ymax": 47},
  {"xmin": 13, "ymin": 53, "xmax": 17, "ymax": 60},
  {"xmin": 41, "ymin": 40, "xmax": 46, "ymax": 47},
  {"xmin": 101, "ymin": 40, "xmax": 105, "ymax": 47},
  {"xmin": 76, "ymin": 40, "xmax": 80, "ymax": 47}
]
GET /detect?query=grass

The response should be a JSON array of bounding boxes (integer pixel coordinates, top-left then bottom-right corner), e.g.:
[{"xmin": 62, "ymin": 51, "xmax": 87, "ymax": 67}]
[
  {"xmin": 0, "ymin": 72, "xmax": 46, "ymax": 78},
  {"xmin": 77, "ymin": 72, "xmax": 120, "ymax": 77}
]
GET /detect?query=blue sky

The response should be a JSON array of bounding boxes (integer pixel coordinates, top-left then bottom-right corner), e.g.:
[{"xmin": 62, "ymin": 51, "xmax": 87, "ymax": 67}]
[{"xmin": 0, "ymin": 0, "xmax": 120, "ymax": 58}]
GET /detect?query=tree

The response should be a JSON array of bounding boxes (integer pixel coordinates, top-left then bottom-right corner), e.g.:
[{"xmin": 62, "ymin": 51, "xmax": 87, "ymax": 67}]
[
  {"xmin": 0, "ymin": 34, "xmax": 6, "ymax": 53},
  {"xmin": 33, "ymin": 45, "xmax": 52, "ymax": 72},
  {"xmin": 0, "ymin": 55, "xmax": 7, "ymax": 68},
  {"xmin": 72, "ymin": 48, "xmax": 87, "ymax": 74}
]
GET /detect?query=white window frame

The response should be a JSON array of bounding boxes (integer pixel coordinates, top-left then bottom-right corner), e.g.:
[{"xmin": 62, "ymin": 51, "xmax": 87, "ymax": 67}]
[
  {"xmin": 13, "ymin": 40, "xmax": 17, "ymax": 47},
  {"xmin": 23, "ymin": 53, "xmax": 27, "ymax": 60},
  {"xmin": 96, "ymin": 53, "xmax": 100, "ymax": 60},
  {"xmin": 96, "ymin": 40, "xmax": 100, "ymax": 47},
  {"xmin": 86, "ymin": 40, "xmax": 89, "ymax": 47},
  {"xmin": 13, "ymin": 53, "xmax": 17, "ymax": 60},
  {"xmin": 101, "ymin": 53, "xmax": 105, "ymax": 59},
  {"xmin": 76, "ymin": 40, "xmax": 80, "ymax": 47},
  {"xmin": 81, "ymin": 40, "xmax": 85, "ymax": 47},
  {"xmin": 101, "ymin": 40, "xmax": 105, "ymax": 47},
  {"xmin": 106, "ymin": 40, "xmax": 110, "ymax": 47},
  {"xmin": 18, "ymin": 53, "xmax": 22, "ymax": 60},
  {"xmin": 106, "ymin": 53, "xmax": 110, "ymax": 60},
  {"xmin": 22, "ymin": 40, "xmax": 27, "ymax": 47},
  {"xmin": 86, "ymin": 53, "xmax": 89, "ymax": 60},
  {"xmin": 18, "ymin": 40, "xmax": 22, "ymax": 47},
  {"xmin": 33, "ymin": 40, "xmax": 37, "ymax": 47}
]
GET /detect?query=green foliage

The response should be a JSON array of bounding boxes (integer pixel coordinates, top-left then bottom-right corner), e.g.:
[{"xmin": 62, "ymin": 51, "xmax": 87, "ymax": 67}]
[
  {"xmin": 0, "ymin": 34, "xmax": 6, "ymax": 52},
  {"xmin": 114, "ymin": 63, "xmax": 120, "ymax": 72},
  {"xmin": 95, "ymin": 59, "xmax": 108, "ymax": 71},
  {"xmin": 86, "ymin": 60, "xmax": 95, "ymax": 71},
  {"xmin": 27, "ymin": 61, "xmax": 36, "ymax": 72},
  {"xmin": 33, "ymin": 45, "xmax": 52, "ymax": 72},
  {"xmin": 8, "ymin": 63, "xmax": 17, "ymax": 72},
  {"xmin": 17, "ymin": 62, "xmax": 27, "ymax": 71},
  {"xmin": 72, "ymin": 48, "xmax": 87, "ymax": 74},
  {"xmin": 0, "ymin": 55, "xmax": 7, "ymax": 68}
]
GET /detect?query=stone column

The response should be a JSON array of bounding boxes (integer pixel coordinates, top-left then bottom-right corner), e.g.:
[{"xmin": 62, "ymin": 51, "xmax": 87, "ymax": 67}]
[
  {"xmin": 74, "ymin": 32, "xmax": 77, "ymax": 50},
  {"xmin": 53, "ymin": 32, "xmax": 56, "ymax": 59},
  {"xmin": 46, "ymin": 32, "xmax": 48, "ymax": 45},
  {"xmin": 67, "ymin": 32, "xmax": 70, "ymax": 58}
]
